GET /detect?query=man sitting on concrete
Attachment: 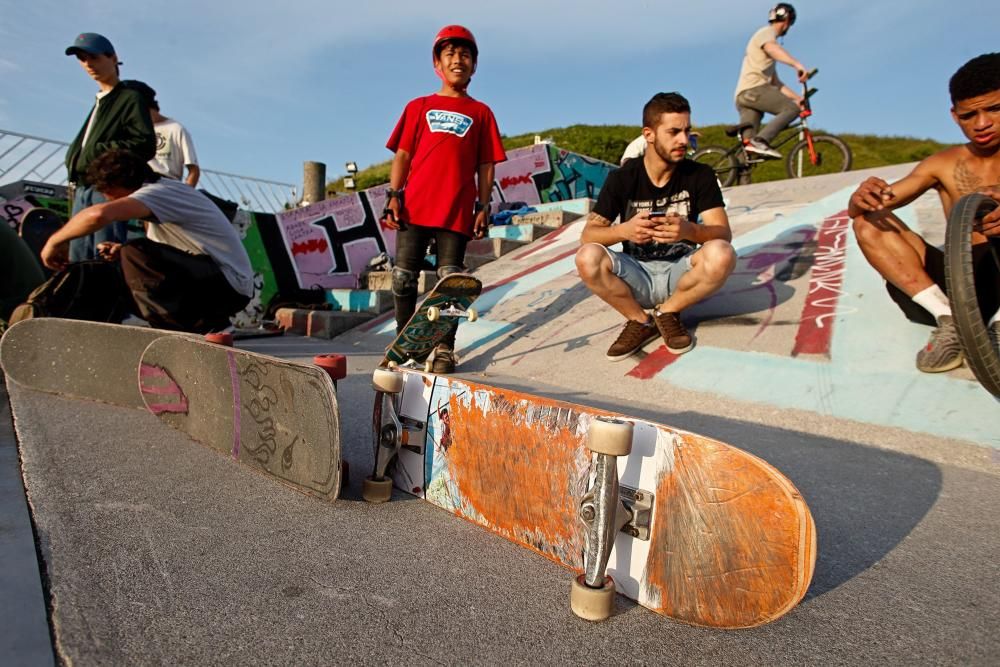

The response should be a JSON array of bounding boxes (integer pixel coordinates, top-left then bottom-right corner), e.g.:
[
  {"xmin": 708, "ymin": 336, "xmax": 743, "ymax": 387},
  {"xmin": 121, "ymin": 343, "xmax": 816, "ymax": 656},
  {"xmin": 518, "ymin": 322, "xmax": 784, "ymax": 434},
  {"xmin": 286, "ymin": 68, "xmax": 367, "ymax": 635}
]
[
  {"xmin": 576, "ymin": 92, "xmax": 736, "ymax": 361},
  {"xmin": 850, "ymin": 52, "xmax": 1000, "ymax": 373},
  {"xmin": 40, "ymin": 149, "xmax": 253, "ymax": 333}
]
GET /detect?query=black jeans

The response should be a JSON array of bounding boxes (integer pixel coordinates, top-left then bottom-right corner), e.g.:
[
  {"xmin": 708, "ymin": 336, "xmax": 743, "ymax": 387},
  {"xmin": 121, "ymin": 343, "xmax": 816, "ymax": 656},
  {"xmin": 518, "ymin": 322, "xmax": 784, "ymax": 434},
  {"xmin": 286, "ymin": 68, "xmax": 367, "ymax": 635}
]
[
  {"xmin": 393, "ymin": 223, "xmax": 469, "ymax": 347},
  {"xmin": 120, "ymin": 238, "xmax": 250, "ymax": 333}
]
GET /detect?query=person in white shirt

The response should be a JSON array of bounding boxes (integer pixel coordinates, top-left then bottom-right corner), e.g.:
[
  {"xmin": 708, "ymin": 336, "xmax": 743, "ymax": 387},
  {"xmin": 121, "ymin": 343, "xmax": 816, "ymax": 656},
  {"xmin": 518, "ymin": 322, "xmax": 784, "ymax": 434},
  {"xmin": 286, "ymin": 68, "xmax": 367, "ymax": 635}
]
[{"xmin": 124, "ymin": 80, "xmax": 200, "ymax": 186}]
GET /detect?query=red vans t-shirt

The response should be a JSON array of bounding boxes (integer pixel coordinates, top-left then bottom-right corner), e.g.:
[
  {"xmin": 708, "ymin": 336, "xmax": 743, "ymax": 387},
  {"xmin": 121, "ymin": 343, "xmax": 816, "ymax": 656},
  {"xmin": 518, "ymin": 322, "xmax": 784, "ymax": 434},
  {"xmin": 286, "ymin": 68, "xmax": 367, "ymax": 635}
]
[{"xmin": 386, "ymin": 94, "xmax": 506, "ymax": 237}]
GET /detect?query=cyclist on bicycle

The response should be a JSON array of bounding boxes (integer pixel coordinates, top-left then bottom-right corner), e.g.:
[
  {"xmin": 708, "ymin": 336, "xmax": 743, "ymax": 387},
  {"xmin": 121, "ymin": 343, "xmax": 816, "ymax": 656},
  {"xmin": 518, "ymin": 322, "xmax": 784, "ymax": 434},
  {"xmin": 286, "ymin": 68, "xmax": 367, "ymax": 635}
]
[
  {"xmin": 850, "ymin": 52, "xmax": 1000, "ymax": 373},
  {"xmin": 733, "ymin": 3, "xmax": 810, "ymax": 159}
]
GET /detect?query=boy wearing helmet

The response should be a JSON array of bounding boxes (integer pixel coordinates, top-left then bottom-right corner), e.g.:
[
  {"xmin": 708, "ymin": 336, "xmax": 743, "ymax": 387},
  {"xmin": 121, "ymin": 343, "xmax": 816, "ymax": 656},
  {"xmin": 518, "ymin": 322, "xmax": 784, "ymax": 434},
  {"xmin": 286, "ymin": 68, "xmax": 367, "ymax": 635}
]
[
  {"xmin": 382, "ymin": 25, "xmax": 506, "ymax": 373},
  {"xmin": 733, "ymin": 3, "xmax": 810, "ymax": 159}
]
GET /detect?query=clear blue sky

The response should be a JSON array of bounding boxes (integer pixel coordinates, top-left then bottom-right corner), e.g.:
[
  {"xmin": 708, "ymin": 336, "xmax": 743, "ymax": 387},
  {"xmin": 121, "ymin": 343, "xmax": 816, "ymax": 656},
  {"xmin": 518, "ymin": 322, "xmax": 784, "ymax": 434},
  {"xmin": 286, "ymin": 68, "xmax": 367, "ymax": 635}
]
[{"xmin": 1, "ymin": 0, "xmax": 994, "ymax": 186}]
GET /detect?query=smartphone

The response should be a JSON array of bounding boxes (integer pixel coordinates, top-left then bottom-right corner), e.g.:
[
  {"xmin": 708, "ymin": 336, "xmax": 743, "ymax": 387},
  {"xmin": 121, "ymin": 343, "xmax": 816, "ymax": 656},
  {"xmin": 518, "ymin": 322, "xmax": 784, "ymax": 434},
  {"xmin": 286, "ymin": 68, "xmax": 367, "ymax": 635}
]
[{"xmin": 649, "ymin": 209, "xmax": 667, "ymax": 218}]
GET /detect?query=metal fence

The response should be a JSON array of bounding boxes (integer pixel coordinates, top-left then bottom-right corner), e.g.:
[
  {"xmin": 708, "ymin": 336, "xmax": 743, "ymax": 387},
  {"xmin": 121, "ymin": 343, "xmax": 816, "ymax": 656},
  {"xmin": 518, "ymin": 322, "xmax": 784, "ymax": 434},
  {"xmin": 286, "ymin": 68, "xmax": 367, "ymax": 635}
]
[{"xmin": 0, "ymin": 128, "xmax": 299, "ymax": 213}]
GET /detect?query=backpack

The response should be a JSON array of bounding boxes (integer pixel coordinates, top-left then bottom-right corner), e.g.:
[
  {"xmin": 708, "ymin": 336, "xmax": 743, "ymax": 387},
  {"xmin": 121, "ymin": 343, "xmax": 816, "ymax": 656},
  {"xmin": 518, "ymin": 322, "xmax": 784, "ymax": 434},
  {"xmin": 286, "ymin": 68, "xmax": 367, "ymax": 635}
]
[{"xmin": 9, "ymin": 260, "xmax": 133, "ymax": 325}]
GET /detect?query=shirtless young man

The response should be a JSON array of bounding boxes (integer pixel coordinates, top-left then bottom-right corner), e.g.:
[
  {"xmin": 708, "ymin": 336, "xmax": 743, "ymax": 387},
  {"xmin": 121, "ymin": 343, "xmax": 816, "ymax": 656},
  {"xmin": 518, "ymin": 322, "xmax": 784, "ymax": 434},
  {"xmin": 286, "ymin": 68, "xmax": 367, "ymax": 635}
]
[{"xmin": 850, "ymin": 52, "xmax": 1000, "ymax": 373}]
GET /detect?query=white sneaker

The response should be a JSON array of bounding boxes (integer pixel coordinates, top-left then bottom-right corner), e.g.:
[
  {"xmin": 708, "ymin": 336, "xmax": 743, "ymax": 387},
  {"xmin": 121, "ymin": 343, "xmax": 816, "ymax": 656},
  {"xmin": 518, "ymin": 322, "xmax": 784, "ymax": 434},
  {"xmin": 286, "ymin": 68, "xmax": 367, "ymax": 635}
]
[{"xmin": 745, "ymin": 138, "xmax": 782, "ymax": 159}]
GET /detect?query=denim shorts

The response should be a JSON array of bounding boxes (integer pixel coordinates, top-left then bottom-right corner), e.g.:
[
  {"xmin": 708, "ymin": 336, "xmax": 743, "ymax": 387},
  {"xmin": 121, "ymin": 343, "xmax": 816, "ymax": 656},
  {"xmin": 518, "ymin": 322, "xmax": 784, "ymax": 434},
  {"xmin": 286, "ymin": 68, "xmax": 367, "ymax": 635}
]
[{"xmin": 601, "ymin": 246, "xmax": 693, "ymax": 309}]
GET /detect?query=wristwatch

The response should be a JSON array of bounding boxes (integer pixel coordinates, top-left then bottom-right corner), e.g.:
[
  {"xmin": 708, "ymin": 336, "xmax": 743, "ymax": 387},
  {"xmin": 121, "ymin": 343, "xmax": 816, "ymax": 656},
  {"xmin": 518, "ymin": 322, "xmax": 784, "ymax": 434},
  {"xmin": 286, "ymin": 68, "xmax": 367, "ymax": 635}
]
[
  {"xmin": 473, "ymin": 201, "xmax": 488, "ymax": 215},
  {"xmin": 386, "ymin": 187, "xmax": 404, "ymax": 200}
]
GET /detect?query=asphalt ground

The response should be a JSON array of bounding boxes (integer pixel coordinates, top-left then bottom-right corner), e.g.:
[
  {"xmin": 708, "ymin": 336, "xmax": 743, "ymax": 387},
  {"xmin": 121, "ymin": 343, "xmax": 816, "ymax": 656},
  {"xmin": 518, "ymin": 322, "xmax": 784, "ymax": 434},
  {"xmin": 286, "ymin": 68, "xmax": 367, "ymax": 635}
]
[{"xmin": 3, "ymin": 166, "xmax": 999, "ymax": 664}]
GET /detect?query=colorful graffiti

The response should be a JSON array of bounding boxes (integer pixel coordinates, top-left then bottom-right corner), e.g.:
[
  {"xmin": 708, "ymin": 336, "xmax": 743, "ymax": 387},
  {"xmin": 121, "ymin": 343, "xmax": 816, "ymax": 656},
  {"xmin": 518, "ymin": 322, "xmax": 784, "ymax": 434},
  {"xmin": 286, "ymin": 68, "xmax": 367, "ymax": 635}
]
[
  {"xmin": 493, "ymin": 144, "xmax": 616, "ymax": 205},
  {"xmin": 266, "ymin": 145, "xmax": 614, "ymax": 295}
]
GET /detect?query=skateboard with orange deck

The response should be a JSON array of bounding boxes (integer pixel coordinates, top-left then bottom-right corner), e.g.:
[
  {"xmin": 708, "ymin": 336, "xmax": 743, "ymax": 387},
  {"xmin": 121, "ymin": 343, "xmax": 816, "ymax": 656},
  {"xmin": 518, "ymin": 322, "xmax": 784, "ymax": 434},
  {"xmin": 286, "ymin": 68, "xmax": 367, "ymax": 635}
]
[{"xmin": 367, "ymin": 366, "xmax": 816, "ymax": 628}]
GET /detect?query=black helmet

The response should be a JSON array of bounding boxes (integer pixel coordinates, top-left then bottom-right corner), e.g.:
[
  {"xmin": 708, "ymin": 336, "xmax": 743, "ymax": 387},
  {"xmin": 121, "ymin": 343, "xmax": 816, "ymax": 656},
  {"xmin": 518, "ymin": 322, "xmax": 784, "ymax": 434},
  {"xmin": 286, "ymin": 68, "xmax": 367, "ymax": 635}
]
[{"xmin": 769, "ymin": 3, "xmax": 796, "ymax": 25}]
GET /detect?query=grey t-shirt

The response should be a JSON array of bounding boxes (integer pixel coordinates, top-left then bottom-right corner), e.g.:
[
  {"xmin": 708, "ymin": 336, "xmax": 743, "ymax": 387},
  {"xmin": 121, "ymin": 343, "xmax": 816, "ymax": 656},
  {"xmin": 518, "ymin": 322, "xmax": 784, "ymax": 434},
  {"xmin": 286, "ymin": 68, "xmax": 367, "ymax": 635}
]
[
  {"xmin": 130, "ymin": 179, "xmax": 253, "ymax": 296},
  {"xmin": 734, "ymin": 25, "xmax": 778, "ymax": 99}
]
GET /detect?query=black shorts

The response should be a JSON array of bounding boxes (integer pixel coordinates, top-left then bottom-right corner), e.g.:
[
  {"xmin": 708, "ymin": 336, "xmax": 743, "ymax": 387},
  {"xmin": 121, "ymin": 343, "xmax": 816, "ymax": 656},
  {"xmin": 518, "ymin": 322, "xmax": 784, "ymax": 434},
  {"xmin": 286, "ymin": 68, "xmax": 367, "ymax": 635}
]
[{"xmin": 887, "ymin": 241, "xmax": 1000, "ymax": 326}]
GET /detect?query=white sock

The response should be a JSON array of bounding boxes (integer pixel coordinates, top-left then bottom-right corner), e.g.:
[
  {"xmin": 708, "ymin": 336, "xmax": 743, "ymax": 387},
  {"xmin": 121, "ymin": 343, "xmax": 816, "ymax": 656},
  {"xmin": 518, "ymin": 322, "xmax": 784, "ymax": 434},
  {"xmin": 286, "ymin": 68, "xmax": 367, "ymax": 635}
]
[
  {"xmin": 989, "ymin": 308, "xmax": 1000, "ymax": 327},
  {"xmin": 911, "ymin": 285, "xmax": 951, "ymax": 322}
]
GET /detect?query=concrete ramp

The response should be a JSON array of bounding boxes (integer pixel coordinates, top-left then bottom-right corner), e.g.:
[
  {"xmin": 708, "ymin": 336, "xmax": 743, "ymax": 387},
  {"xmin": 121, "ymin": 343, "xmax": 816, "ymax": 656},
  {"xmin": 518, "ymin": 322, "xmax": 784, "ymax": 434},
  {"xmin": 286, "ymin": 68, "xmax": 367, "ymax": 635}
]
[{"xmin": 348, "ymin": 165, "xmax": 998, "ymax": 447}]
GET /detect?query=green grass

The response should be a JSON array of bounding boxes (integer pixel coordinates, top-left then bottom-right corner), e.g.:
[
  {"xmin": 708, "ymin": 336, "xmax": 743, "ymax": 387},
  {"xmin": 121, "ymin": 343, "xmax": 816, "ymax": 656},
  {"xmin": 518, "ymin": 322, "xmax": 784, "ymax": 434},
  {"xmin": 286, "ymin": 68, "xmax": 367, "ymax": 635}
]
[{"xmin": 327, "ymin": 124, "xmax": 953, "ymax": 196}]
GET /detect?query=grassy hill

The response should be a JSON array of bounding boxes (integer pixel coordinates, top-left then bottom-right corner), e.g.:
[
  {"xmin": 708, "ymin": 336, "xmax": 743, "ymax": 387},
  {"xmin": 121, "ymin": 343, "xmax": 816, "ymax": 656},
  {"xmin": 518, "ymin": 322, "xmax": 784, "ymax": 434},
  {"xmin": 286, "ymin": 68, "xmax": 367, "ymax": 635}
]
[{"xmin": 329, "ymin": 124, "xmax": 952, "ymax": 196}]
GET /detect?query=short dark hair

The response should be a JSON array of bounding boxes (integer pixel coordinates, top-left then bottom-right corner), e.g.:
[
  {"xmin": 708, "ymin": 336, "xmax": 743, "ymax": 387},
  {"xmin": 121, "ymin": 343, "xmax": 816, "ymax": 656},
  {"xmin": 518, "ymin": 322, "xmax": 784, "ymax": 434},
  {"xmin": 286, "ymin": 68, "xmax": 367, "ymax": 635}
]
[
  {"xmin": 642, "ymin": 92, "xmax": 691, "ymax": 128},
  {"xmin": 86, "ymin": 149, "xmax": 159, "ymax": 192},
  {"xmin": 949, "ymin": 53, "xmax": 1000, "ymax": 104}
]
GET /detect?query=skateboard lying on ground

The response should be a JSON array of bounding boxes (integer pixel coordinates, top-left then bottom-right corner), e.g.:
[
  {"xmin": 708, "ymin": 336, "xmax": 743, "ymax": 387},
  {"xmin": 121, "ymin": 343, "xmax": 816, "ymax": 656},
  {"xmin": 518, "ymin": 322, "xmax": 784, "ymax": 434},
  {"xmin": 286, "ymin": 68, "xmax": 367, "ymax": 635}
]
[
  {"xmin": 368, "ymin": 367, "xmax": 816, "ymax": 628},
  {"xmin": 0, "ymin": 318, "xmax": 190, "ymax": 409},
  {"xmin": 138, "ymin": 335, "xmax": 342, "ymax": 501},
  {"xmin": 381, "ymin": 273, "xmax": 481, "ymax": 370}
]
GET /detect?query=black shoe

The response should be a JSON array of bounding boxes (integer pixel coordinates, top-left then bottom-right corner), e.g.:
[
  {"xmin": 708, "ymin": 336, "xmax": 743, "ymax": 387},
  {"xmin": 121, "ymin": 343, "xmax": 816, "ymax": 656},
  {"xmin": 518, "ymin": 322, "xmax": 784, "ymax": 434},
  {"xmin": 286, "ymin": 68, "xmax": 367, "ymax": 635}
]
[{"xmin": 431, "ymin": 344, "xmax": 456, "ymax": 373}]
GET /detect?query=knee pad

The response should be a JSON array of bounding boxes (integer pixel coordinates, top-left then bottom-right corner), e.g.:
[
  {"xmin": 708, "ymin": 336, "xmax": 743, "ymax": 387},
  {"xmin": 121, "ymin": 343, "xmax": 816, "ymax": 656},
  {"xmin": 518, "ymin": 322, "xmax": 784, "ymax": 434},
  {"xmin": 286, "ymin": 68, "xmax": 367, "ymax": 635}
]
[
  {"xmin": 391, "ymin": 267, "xmax": 418, "ymax": 297},
  {"xmin": 437, "ymin": 264, "xmax": 463, "ymax": 280}
]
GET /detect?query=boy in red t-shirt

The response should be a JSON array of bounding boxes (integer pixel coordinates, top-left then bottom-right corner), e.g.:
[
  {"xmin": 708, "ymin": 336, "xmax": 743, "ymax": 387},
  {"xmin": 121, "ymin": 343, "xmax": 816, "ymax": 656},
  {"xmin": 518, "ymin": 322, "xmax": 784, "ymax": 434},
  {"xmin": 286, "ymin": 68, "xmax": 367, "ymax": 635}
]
[{"xmin": 382, "ymin": 24, "xmax": 506, "ymax": 373}]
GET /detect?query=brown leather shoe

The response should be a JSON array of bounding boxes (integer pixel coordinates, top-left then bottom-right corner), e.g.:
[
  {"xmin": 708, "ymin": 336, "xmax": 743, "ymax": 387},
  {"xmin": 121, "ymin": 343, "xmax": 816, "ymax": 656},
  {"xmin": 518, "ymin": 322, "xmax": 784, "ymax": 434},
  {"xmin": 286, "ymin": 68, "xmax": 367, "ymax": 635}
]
[
  {"xmin": 653, "ymin": 311, "xmax": 694, "ymax": 354},
  {"xmin": 606, "ymin": 318, "xmax": 659, "ymax": 361}
]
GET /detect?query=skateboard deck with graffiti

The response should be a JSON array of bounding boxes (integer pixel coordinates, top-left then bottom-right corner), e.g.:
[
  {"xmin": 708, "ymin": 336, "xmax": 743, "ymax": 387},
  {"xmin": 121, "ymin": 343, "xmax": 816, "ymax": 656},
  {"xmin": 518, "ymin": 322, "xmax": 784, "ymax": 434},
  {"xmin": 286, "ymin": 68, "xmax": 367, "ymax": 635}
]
[
  {"xmin": 0, "ymin": 318, "xmax": 190, "ymax": 409},
  {"xmin": 19, "ymin": 207, "xmax": 63, "ymax": 272},
  {"xmin": 381, "ymin": 273, "xmax": 481, "ymax": 369},
  {"xmin": 369, "ymin": 367, "xmax": 816, "ymax": 628},
  {"xmin": 138, "ymin": 335, "xmax": 342, "ymax": 501}
]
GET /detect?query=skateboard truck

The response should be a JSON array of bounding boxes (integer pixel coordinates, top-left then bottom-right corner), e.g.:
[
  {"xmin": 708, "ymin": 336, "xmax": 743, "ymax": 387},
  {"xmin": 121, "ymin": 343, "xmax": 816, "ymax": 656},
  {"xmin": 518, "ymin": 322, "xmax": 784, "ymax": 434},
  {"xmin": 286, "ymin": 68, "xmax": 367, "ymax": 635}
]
[
  {"xmin": 365, "ymin": 368, "xmax": 406, "ymax": 502},
  {"xmin": 571, "ymin": 416, "xmax": 636, "ymax": 622}
]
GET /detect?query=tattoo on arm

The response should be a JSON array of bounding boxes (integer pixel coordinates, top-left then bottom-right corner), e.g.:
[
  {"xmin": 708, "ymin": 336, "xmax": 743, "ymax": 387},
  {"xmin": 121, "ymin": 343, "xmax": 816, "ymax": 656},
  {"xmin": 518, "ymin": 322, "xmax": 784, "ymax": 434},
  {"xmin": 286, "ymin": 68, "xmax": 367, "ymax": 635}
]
[{"xmin": 587, "ymin": 212, "xmax": 612, "ymax": 227}]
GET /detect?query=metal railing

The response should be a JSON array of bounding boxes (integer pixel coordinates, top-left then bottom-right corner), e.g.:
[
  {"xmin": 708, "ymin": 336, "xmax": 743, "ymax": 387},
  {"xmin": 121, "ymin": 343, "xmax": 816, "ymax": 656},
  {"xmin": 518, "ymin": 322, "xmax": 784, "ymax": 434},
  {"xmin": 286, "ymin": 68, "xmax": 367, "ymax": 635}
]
[{"xmin": 0, "ymin": 128, "xmax": 299, "ymax": 212}]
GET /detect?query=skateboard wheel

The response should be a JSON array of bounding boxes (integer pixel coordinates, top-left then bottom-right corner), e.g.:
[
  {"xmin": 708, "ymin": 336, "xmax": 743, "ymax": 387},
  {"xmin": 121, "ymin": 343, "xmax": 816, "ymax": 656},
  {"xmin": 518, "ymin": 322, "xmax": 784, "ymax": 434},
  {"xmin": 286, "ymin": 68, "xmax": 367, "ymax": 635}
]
[
  {"xmin": 424, "ymin": 361, "xmax": 432, "ymax": 373},
  {"xmin": 314, "ymin": 353, "xmax": 347, "ymax": 381},
  {"xmin": 372, "ymin": 368, "xmax": 403, "ymax": 393},
  {"xmin": 467, "ymin": 308, "xmax": 478, "ymax": 322},
  {"xmin": 570, "ymin": 574, "xmax": 616, "ymax": 621},
  {"xmin": 362, "ymin": 476, "xmax": 393, "ymax": 503},
  {"xmin": 587, "ymin": 417, "xmax": 633, "ymax": 456},
  {"xmin": 426, "ymin": 306, "xmax": 440, "ymax": 322},
  {"xmin": 204, "ymin": 332, "xmax": 234, "ymax": 346},
  {"xmin": 387, "ymin": 361, "xmax": 398, "ymax": 369}
]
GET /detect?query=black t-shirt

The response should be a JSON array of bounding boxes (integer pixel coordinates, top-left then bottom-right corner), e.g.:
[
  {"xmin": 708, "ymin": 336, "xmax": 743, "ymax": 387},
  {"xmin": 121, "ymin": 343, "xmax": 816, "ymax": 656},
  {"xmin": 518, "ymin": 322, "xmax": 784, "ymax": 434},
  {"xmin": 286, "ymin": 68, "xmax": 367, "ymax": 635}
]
[{"xmin": 593, "ymin": 158, "xmax": 725, "ymax": 262}]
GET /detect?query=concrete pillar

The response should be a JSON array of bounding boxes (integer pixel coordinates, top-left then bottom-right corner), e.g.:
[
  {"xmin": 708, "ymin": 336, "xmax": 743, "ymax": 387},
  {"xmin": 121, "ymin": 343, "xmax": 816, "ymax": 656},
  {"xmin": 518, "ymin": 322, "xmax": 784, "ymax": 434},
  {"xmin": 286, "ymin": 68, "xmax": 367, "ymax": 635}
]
[{"xmin": 303, "ymin": 161, "xmax": 327, "ymax": 205}]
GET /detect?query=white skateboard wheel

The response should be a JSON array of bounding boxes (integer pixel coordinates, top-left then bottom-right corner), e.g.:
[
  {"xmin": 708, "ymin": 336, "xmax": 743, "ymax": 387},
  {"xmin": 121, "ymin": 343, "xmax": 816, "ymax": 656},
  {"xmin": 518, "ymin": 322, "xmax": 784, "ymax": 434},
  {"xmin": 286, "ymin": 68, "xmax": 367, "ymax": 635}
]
[
  {"xmin": 362, "ymin": 476, "xmax": 393, "ymax": 503},
  {"xmin": 427, "ymin": 306, "xmax": 440, "ymax": 322},
  {"xmin": 372, "ymin": 368, "xmax": 403, "ymax": 393},
  {"xmin": 570, "ymin": 574, "xmax": 616, "ymax": 621},
  {"xmin": 467, "ymin": 308, "xmax": 478, "ymax": 322},
  {"xmin": 586, "ymin": 417, "xmax": 633, "ymax": 456}
]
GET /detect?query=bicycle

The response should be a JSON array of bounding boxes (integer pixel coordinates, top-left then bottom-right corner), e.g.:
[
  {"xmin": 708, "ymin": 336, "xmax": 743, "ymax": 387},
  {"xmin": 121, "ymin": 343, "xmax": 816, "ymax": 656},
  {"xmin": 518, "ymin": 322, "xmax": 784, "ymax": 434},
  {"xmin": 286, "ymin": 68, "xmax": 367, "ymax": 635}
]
[
  {"xmin": 692, "ymin": 69, "xmax": 852, "ymax": 187},
  {"xmin": 945, "ymin": 193, "xmax": 1000, "ymax": 398}
]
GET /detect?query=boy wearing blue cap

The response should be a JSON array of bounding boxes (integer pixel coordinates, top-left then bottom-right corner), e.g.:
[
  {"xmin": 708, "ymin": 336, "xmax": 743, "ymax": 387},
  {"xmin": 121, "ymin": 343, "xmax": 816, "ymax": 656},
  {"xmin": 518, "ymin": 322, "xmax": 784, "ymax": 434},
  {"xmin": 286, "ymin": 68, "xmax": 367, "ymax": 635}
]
[{"xmin": 64, "ymin": 32, "xmax": 155, "ymax": 261}]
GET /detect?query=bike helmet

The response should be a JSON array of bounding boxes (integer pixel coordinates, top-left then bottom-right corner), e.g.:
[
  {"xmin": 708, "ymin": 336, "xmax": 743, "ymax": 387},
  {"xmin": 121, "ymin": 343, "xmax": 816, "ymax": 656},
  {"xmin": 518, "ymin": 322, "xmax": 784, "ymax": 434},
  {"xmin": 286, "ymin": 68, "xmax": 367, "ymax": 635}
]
[
  {"xmin": 432, "ymin": 25, "xmax": 478, "ymax": 62},
  {"xmin": 768, "ymin": 3, "xmax": 796, "ymax": 25}
]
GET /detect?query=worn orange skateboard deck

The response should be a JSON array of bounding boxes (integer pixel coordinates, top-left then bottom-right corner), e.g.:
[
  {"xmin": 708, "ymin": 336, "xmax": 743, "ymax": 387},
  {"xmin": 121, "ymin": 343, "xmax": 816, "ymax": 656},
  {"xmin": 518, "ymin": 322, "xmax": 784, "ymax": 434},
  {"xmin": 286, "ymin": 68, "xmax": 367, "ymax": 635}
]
[{"xmin": 372, "ymin": 367, "xmax": 816, "ymax": 628}]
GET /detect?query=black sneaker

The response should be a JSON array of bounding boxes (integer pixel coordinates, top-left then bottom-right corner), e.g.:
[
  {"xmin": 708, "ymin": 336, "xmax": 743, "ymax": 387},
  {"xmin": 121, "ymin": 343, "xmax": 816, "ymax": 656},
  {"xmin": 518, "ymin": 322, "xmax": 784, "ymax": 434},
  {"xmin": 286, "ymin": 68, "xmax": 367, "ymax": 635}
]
[
  {"xmin": 653, "ymin": 311, "xmax": 694, "ymax": 354},
  {"xmin": 606, "ymin": 318, "xmax": 659, "ymax": 361},
  {"xmin": 430, "ymin": 344, "xmax": 456, "ymax": 374}
]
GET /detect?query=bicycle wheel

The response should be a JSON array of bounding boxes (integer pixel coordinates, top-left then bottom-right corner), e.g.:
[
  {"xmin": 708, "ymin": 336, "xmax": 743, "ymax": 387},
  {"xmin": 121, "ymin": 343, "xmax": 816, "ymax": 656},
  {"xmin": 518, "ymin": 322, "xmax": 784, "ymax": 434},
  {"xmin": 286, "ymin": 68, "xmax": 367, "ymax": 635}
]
[
  {"xmin": 785, "ymin": 135, "xmax": 852, "ymax": 179},
  {"xmin": 691, "ymin": 146, "xmax": 739, "ymax": 188},
  {"xmin": 944, "ymin": 193, "xmax": 1000, "ymax": 398}
]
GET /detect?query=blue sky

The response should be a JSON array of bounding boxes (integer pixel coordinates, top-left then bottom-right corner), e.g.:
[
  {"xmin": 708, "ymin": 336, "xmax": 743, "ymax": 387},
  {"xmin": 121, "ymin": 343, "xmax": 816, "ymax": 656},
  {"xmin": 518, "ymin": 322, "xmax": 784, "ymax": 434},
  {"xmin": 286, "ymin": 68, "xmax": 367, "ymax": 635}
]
[{"xmin": 0, "ymin": 0, "xmax": 994, "ymax": 186}]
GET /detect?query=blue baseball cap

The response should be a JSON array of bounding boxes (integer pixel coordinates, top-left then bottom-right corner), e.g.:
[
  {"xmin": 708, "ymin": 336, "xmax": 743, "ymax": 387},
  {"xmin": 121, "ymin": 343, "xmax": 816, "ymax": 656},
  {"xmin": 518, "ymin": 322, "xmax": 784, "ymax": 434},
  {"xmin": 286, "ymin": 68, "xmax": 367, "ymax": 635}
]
[{"xmin": 65, "ymin": 33, "xmax": 116, "ymax": 57}]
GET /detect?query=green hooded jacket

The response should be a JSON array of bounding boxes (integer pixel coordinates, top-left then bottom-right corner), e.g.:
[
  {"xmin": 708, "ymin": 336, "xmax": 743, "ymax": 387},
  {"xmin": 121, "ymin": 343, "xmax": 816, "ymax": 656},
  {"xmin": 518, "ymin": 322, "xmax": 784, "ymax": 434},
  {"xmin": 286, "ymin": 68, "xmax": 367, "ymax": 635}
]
[{"xmin": 64, "ymin": 82, "xmax": 155, "ymax": 185}]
